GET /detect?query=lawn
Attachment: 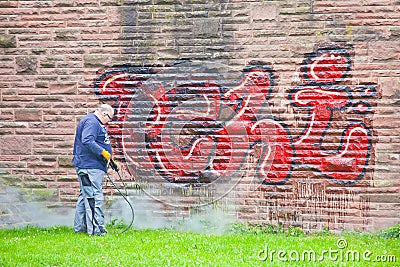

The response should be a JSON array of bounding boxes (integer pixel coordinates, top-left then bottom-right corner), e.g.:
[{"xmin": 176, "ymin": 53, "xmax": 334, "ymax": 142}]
[{"xmin": 0, "ymin": 224, "xmax": 399, "ymax": 267}]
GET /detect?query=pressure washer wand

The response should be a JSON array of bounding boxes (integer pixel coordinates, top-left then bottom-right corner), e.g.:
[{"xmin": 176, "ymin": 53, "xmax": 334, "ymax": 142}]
[
  {"xmin": 106, "ymin": 159, "xmax": 135, "ymax": 234},
  {"xmin": 109, "ymin": 158, "xmax": 120, "ymax": 172}
]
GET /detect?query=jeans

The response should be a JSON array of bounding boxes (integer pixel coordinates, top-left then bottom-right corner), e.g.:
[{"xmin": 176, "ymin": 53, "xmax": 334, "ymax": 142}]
[{"xmin": 74, "ymin": 168, "xmax": 107, "ymax": 235}]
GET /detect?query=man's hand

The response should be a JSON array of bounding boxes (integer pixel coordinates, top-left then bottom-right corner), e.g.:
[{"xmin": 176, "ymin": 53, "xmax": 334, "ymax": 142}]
[
  {"xmin": 109, "ymin": 159, "xmax": 120, "ymax": 172},
  {"xmin": 101, "ymin": 150, "xmax": 111, "ymax": 161}
]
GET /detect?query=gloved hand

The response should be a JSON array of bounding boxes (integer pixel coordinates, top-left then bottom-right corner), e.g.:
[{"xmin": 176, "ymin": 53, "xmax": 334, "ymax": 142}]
[
  {"xmin": 109, "ymin": 159, "xmax": 120, "ymax": 172},
  {"xmin": 101, "ymin": 150, "xmax": 111, "ymax": 161}
]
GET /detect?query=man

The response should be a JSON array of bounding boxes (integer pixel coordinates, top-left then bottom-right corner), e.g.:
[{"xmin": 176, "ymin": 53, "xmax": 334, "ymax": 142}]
[{"xmin": 72, "ymin": 103, "xmax": 114, "ymax": 235}]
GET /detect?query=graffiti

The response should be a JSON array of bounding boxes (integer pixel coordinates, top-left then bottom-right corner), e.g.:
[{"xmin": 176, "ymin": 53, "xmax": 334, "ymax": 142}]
[
  {"xmin": 95, "ymin": 46, "xmax": 376, "ymax": 187},
  {"xmin": 95, "ymin": 66, "xmax": 156, "ymax": 154},
  {"xmin": 142, "ymin": 64, "xmax": 280, "ymax": 185},
  {"xmin": 287, "ymin": 47, "xmax": 375, "ymax": 184}
]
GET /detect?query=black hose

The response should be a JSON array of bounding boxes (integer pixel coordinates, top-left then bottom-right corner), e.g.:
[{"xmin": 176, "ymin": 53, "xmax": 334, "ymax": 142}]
[{"xmin": 105, "ymin": 171, "xmax": 135, "ymax": 234}]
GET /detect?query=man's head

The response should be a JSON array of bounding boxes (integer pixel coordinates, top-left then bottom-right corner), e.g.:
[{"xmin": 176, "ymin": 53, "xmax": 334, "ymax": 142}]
[{"xmin": 94, "ymin": 104, "xmax": 114, "ymax": 124}]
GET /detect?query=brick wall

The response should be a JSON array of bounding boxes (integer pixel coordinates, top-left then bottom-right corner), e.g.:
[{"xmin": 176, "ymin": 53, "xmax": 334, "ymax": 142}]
[{"xmin": 0, "ymin": 0, "xmax": 399, "ymax": 232}]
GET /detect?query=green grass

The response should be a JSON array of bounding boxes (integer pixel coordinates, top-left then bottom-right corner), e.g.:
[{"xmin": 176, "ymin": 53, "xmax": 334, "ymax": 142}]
[{"xmin": 0, "ymin": 224, "xmax": 399, "ymax": 267}]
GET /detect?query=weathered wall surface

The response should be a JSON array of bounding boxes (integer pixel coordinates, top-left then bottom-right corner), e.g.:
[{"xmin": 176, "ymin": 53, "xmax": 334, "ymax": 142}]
[{"xmin": 0, "ymin": 0, "xmax": 399, "ymax": 232}]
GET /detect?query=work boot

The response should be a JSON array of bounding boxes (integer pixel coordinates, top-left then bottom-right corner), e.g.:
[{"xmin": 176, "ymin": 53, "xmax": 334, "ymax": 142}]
[{"xmin": 99, "ymin": 227, "xmax": 108, "ymax": 235}]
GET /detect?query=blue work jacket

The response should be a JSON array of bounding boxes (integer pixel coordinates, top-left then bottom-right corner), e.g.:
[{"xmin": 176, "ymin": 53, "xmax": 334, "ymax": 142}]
[{"xmin": 72, "ymin": 113, "xmax": 112, "ymax": 172}]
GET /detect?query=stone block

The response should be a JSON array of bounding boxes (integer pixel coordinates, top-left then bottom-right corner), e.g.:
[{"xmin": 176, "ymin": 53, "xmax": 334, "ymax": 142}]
[
  {"xmin": 16, "ymin": 56, "xmax": 38, "ymax": 74},
  {"xmin": 0, "ymin": 35, "xmax": 16, "ymax": 48},
  {"xmin": 0, "ymin": 136, "xmax": 33, "ymax": 155},
  {"xmin": 193, "ymin": 18, "xmax": 220, "ymax": 38},
  {"xmin": 251, "ymin": 2, "xmax": 279, "ymax": 21},
  {"xmin": 58, "ymin": 157, "xmax": 74, "ymax": 168},
  {"xmin": 14, "ymin": 109, "xmax": 42, "ymax": 122}
]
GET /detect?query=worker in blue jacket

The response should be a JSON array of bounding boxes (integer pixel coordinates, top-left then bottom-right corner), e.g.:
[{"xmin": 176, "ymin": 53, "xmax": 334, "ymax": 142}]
[{"xmin": 72, "ymin": 104, "xmax": 114, "ymax": 235}]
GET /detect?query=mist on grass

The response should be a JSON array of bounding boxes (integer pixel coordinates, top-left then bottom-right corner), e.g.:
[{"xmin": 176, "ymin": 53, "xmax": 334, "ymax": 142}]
[
  {"xmin": 107, "ymin": 197, "xmax": 236, "ymax": 235},
  {"xmin": 0, "ymin": 183, "xmax": 74, "ymax": 229},
  {"xmin": 0, "ymin": 182, "xmax": 236, "ymax": 235}
]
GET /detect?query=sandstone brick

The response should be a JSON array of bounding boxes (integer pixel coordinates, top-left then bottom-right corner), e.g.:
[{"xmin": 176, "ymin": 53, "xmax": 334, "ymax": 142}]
[
  {"xmin": 14, "ymin": 109, "xmax": 42, "ymax": 122},
  {"xmin": 50, "ymin": 83, "xmax": 77, "ymax": 94},
  {"xmin": 193, "ymin": 18, "xmax": 220, "ymax": 38},
  {"xmin": 0, "ymin": 35, "xmax": 16, "ymax": 48},
  {"xmin": 57, "ymin": 175, "xmax": 76, "ymax": 182},
  {"xmin": 0, "ymin": 175, "xmax": 23, "ymax": 186},
  {"xmin": 23, "ymin": 182, "xmax": 47, "ymax": 188},
  {"xmin": 16, "ymin": 56, "xmax": 38, "ymax": 74},
  {"xmin": 0, "ymin": 136, "xmax": 33, "ymax": 155}
]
